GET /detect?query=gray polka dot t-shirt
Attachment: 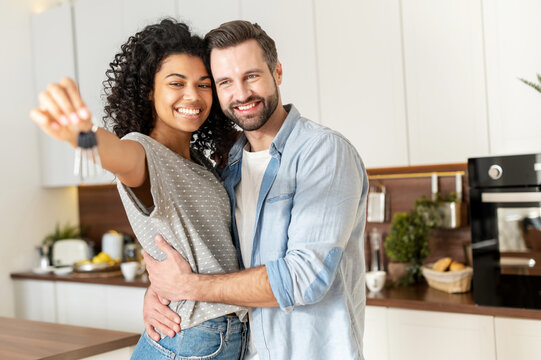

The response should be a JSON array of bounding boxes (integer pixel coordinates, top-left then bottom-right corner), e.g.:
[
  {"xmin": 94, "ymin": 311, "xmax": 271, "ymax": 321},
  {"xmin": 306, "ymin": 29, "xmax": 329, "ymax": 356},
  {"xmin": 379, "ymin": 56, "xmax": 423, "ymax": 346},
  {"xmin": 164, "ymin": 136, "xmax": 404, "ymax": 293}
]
[{"xmin": 116, "ymin": 132, "xmax": 246, "ymax": 330}]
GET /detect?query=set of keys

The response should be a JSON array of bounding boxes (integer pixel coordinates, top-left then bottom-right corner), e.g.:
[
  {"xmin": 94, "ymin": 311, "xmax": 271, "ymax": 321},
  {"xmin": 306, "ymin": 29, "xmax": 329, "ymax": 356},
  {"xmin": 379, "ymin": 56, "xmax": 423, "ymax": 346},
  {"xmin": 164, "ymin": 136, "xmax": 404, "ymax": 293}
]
[{"xmin": 73, "ymin": 124, "xmax": 104, "ymax": 180}]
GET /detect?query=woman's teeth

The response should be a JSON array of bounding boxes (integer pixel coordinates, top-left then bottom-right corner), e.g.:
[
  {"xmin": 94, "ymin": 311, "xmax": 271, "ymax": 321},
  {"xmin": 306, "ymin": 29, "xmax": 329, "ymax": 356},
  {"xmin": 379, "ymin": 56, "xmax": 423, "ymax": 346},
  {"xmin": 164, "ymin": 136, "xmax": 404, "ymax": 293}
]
[
  {"xmin": 237, "ymin": 102, "xmax": 256, "ymax": 111},
  {"xmin": 176, "ymin": 107, "xmax": 201, "ymax": 115}
]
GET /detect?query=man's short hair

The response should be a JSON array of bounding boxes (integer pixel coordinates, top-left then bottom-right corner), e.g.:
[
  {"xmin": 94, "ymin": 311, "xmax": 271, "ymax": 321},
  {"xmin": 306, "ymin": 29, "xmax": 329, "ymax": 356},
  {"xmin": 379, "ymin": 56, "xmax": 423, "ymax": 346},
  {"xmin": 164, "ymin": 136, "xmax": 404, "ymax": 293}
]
[{"xmin": 205, "ymin": 20, "xmax": 278, "ymax": 72}]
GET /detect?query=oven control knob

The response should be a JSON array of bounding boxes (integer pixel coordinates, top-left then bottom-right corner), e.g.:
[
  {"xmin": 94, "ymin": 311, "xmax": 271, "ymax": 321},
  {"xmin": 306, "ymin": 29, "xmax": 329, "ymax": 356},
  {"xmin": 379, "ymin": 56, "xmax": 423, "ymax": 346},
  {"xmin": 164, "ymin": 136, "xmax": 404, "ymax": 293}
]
[{"xmin": 488, "ymin": 164, "xmax": 503, "ymax": 180}]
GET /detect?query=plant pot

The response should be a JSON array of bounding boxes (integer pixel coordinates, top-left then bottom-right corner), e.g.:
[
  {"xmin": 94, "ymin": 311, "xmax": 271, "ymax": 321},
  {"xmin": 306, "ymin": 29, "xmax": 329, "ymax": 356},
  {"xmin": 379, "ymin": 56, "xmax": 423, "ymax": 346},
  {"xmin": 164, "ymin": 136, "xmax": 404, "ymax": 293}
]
[{"xmin": 387, "ymin": 262, "xmax": 410, "ymax": 282}]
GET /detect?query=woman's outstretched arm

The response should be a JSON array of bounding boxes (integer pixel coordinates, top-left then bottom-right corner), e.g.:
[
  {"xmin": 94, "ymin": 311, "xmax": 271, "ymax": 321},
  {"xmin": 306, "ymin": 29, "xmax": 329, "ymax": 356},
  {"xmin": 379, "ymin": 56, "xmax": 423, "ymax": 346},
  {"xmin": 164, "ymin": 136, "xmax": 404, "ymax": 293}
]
[{"xmin": 30, "ymin": 77, "xmax": 147, "ymax": 188}]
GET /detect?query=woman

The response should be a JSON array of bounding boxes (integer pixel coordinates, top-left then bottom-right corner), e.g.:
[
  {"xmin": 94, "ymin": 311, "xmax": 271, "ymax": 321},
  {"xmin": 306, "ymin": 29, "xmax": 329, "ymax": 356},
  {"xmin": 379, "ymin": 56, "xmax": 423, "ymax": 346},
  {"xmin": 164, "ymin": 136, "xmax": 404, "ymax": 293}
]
[{"xmin": 31, "ymin": 19, "xmax": 247, "ymax": 359}]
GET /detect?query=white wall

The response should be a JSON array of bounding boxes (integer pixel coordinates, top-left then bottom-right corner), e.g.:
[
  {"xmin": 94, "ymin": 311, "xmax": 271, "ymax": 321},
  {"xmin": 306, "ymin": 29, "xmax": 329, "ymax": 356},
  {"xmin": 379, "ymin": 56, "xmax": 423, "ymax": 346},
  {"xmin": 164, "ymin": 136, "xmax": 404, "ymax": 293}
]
[{"xmin": 0, "ymin": 0, "xmax": 78, "ymax": 317}]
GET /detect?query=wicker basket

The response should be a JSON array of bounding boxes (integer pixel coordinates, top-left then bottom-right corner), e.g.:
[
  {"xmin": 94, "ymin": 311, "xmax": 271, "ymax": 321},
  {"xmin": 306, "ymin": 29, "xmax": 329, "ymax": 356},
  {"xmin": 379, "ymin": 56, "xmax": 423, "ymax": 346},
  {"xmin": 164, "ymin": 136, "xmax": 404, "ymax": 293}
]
[{"xmin": 422, "ymin": 264, "xmax": 473, "ymax": 293}]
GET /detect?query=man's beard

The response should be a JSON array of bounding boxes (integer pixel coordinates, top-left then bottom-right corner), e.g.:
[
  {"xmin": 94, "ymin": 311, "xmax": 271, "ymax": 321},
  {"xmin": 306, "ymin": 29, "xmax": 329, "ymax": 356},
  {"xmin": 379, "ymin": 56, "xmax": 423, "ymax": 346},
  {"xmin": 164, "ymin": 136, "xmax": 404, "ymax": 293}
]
[{"xmin": 223, "ymin": 85, "xmax": 279, "ymax": 131}]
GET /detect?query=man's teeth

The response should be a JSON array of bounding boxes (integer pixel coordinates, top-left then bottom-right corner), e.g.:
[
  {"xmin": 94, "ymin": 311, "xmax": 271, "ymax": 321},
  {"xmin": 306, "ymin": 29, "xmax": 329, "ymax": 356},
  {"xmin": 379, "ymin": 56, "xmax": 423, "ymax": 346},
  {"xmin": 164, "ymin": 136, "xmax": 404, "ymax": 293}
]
[
  {"xmin": 237, "ymin": 103, "xmax": 256, "ymax": 111},
  {"xmin": 177, "ymin": 108, "xmax": 201, "ymax": 115}
]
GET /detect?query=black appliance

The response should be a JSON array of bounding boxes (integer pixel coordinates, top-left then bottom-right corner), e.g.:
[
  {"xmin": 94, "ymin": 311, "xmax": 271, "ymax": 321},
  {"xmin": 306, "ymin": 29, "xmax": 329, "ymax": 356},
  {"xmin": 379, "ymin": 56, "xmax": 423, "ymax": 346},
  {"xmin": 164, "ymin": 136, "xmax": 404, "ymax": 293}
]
[{"xmin": 469, "ymin": 153, "xmax": 541, "ymax": 309}]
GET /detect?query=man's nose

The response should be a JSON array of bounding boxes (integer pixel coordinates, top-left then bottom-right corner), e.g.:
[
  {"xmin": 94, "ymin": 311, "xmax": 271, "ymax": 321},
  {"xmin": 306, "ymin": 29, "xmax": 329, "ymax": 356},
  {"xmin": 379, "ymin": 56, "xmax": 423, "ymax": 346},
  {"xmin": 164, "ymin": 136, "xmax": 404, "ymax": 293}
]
[{"xmin": 233, "ymin": 82, "xmax": 252, "ymax": 102}]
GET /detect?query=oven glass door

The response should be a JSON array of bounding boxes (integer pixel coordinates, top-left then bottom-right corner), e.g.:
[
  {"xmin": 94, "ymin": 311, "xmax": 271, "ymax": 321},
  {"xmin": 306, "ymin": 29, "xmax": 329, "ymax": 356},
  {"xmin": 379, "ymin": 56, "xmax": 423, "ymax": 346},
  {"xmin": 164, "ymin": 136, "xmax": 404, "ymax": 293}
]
[{"xmin": 483, "ymin": 191, "xmax": 541, "ymax": 276}]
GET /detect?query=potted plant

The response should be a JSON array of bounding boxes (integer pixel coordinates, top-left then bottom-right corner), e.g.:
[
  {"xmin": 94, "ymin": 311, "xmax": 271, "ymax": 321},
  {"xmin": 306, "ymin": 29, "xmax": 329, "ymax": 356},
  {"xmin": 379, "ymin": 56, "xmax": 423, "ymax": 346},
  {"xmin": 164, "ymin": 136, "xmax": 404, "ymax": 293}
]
[
  {"xmin": 384, "ymin": 198, "xmax": 441, "ymax": 286},
  {"xmin": 42, "ymin": 222, "xmax": 84, "ymax": 247}
]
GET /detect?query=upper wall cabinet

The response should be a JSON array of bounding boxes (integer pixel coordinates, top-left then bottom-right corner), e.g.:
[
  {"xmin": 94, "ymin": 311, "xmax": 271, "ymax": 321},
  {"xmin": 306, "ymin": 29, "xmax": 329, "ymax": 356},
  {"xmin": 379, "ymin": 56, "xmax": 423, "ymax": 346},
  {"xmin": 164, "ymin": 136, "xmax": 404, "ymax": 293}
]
[
  {"xmin": 176, "ymin": 0, "xmax": 240, "ymax": 36},
  {"xmin": 401, "ymin": 0, "xmax": 490, "ymax": 165},
  {"xmin": 31, "ymin": 3, "xmax": 80, "ymax": 187},
  {"xmin": 483, "ymin": 0, "xmax": 541, "ymax": 156},
  {"xmin": 73, "ymin": 0, "xmax": 176, "ymax": 129},
  {"xmin": 241, "ymin": 0, "xmax": 320, "ymax": 124},
  {"xmin": 314, "ymin": 0, "xmax": 409, "ymax": 168}
]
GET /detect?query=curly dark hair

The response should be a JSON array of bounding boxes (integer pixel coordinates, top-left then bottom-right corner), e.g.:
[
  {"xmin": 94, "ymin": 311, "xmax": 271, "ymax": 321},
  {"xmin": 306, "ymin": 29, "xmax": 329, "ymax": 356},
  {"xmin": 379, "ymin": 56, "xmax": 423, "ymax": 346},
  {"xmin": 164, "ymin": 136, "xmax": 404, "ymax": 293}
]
[{"xmin": 103, "ymin": 19, "xmax": 237, "ymax": 163}]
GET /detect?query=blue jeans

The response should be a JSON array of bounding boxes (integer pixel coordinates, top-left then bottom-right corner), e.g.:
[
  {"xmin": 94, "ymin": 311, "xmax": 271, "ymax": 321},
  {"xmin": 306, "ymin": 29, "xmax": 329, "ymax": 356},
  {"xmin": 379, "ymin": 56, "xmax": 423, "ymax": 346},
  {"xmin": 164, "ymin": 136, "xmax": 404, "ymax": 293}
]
[{"xmin": 131, "ymin": 315, "xmax": 247, "ymax": 360}]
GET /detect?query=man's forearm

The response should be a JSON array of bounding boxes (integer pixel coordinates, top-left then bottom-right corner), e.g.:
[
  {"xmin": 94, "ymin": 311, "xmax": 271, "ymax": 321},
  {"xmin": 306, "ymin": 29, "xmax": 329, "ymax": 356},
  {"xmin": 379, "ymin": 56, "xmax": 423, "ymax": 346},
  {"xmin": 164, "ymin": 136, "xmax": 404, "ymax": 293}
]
[{"xmin": 191, "ymin": 266, "xmax": 279, "ymax": 308}]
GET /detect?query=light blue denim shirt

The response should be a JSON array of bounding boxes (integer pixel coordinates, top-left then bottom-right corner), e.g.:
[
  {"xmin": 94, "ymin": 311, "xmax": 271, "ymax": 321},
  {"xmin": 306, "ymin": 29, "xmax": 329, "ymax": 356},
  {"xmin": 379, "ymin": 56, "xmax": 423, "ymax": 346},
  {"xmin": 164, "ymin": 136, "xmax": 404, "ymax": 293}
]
[{"xmin": 221, "ymin": 105, "xmax": 368, "ymax": 360}]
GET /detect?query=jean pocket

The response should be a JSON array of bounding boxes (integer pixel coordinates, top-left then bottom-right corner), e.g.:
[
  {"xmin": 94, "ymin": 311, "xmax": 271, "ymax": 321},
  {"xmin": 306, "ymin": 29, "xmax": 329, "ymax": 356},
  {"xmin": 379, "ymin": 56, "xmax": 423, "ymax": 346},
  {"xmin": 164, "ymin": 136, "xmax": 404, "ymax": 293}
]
[
  {"xmin": 177, "ymin": 325, "xmax": 224, "ymax": 359},
  {"xmin": 137, "ymin": 331, "xmax": 175, "ymax": 359}
]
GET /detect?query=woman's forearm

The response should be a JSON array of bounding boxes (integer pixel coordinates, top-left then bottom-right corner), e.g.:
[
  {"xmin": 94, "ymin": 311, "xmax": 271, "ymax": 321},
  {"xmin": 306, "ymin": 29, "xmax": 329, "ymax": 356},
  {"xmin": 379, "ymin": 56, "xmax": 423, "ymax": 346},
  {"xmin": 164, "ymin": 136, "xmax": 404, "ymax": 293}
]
[{"xmin": 78, "ymin": 128, "xmax": 147, "ymax": 187}]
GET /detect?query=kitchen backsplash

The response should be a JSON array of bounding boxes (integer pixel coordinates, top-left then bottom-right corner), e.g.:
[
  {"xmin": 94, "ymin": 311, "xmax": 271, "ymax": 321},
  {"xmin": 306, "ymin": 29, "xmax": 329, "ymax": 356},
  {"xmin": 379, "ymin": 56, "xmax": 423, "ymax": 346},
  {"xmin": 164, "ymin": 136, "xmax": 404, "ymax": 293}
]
[
  {"xmin": 78, "ymin": 163, "xmax": 471, "ymax": 264},
  {"xmin": 78, "ymin": 185, "xmax": 133, "ymax": 251},
  {"xmin": 365, "ymin": 163, "xmax": 470, "ymax": 271}
]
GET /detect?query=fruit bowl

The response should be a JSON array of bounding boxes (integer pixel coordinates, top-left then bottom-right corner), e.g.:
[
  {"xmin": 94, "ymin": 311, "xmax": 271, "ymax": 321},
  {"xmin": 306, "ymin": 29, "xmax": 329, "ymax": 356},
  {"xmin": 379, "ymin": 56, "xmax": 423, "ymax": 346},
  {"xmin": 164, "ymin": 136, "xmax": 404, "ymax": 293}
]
[
  {"xmin": 73, "ymin": 252, "xmax": 120, "ymax": 273},
  {"xmin": 73, "ymin": 262, "xmax": 120, "ymax": 273}
]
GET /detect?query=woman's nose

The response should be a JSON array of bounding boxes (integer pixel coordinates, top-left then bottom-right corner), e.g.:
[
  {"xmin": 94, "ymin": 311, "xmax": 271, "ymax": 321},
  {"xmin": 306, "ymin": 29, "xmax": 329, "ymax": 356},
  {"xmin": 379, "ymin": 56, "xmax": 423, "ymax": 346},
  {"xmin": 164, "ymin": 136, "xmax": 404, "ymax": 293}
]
[{"xmin": 183, "ymin": 84, "xmax": 200, "ymax": 100}]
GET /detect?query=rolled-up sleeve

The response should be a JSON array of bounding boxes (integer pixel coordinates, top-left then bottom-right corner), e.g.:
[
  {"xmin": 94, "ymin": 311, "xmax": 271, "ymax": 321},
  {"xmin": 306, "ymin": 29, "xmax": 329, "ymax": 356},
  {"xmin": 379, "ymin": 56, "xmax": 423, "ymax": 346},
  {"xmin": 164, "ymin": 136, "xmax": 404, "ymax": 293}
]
[{"xmin": 265, "ymin": 132, "xmax": 365, "ymax": 310}]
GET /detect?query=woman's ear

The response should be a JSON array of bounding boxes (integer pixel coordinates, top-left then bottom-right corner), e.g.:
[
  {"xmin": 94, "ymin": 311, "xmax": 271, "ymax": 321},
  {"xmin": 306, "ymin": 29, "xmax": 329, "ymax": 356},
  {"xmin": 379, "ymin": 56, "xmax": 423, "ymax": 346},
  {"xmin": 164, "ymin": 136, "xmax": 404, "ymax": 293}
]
[{"xmin": 148, "ymin": 90, "xmax": 154, "ymax": 101}]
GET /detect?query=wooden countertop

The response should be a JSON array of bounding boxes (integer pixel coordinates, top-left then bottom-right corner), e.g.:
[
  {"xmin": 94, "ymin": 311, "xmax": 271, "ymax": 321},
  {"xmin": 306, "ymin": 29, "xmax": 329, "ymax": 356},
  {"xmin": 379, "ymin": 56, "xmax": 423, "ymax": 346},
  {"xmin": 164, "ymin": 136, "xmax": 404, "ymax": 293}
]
[
  {"xmin": 0, "ymin": 317, "xmax": 139, "ymax": 360},
  {"xmin": 12, "ymin": 272, "xmax": 541, "ymax": 320},
  {"xmin": 367, "ymin": 282, "xmax": 541, "ymax": 320},
  {"xmin": 11, "ymin": 271, "xmax": 149, "ymax": 288}
]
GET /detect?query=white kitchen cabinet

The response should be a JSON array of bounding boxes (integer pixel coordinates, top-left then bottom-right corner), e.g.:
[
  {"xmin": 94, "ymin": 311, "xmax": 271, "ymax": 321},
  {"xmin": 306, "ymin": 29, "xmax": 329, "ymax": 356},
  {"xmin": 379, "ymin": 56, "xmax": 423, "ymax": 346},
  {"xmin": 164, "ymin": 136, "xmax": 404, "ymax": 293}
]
[
  {"xmin": 31, "ymin": 3, "xmax": 115, "ymax": 186},
  {"xmin": 55, "ymin": 281, "xmax": 146, "ymax": 333},
  {"xmin": 314, "ymin": 0, "xmax": 409, "ymax": 168},
  {"xmin": 387, "ymin": 308, "xmax": 496, "ymax": 360},
  {"xmin": 31, "ymin": 3, "xmax": 81, "ymax": 187},
  {"xmin": 179, "ymin": 0, "xmax": 321, "ymax": 126},
  {"xmin": 494, "ymin": 317, "xmax": 541, "ymax": 360},
  {"xmin": 176, "ymin": 0, "xmax": 240, "ymax": 36},
  {"xmin": 106, "ymin": 285, "xmax": 146, "ymax": 333},
  {"xmin": 56, "ymin": 282, "xmax": 108, "ymax": 329},
  {"xmin": 483, "ymin": 0, "xmax": 541, "ymax": 156},
  {"xmin": 364, "ymin": 306, "xmax": 389, "ymax": 360},
  {"xmin": 241, "ymin": 0, "xmax": 320, "ymax": 124},
  {"xmin": 401, "ymin": 0, "xmax": 490, "ymax": 165},
  {"xmin": 14, "ymin": 279, "xmax": 146, "ymax": 333},
  {"xmin": 74, "ymin": 0, "xmax": 175, "ymax": 130},
  {"xmin": 121, "ymin": 0, "xmax": 176, "ymax": 41},
  {"xmin": 13, "ymin": 280, "xmax": 57, "ymax": 323},
  {"xmin": 72, "ymin": 0, "xmax": 176, "ymax": 185}
]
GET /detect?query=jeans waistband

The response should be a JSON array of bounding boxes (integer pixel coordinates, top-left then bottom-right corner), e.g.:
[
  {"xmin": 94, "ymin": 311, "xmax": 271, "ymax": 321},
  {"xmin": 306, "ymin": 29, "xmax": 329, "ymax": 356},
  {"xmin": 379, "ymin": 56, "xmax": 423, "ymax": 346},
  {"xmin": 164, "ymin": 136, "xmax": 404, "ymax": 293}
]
[{"xmin": 197, "ymin": 314, "xmax": 245, "ymax": 333}]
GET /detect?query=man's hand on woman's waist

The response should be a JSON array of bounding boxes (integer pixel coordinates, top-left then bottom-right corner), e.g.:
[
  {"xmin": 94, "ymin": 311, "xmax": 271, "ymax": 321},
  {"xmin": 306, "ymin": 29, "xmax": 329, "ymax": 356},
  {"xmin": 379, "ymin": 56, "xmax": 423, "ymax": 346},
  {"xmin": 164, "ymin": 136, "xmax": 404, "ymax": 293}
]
[{"xmin": 144, "ymin": 235, "xmax": 279, "ymax": 307}]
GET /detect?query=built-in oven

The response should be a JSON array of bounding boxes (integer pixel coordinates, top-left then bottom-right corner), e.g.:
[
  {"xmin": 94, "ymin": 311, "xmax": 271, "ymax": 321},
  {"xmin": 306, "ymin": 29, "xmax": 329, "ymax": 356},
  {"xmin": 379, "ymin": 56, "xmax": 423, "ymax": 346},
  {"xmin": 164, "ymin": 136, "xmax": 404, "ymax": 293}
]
[{"xmin": 469, "ymin": 153, "xmax": 541, "ymax": 309}]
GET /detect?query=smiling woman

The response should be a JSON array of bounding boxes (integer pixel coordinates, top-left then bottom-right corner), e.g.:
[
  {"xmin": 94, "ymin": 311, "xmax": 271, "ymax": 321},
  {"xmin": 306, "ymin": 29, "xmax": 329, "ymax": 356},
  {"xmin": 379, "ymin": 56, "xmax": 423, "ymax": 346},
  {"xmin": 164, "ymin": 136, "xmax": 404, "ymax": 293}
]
[
  {"xmin": 29, "ymin": 18, "xmax": 247, "ymax": 360},
  {"xmin": 148, "ymin": 53, "xmax": 213, "ymax": 153}
]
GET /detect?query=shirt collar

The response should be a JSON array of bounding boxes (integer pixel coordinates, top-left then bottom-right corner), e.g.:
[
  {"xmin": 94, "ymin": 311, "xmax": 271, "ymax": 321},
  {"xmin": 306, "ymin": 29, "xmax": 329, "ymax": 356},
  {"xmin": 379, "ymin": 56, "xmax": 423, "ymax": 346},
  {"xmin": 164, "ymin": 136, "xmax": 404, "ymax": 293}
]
[{"xmin": 228, "ymin": 104, "xmax": 300, "ymax": 165}]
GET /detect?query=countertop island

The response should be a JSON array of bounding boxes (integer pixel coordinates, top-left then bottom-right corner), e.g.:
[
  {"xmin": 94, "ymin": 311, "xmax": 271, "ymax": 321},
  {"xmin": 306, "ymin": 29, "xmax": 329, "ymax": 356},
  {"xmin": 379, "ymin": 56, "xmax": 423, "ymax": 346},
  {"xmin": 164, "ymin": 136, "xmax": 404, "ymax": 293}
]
[{"xmin": 0, "ymin": 317, "xmax": 139, "ymax": 360}]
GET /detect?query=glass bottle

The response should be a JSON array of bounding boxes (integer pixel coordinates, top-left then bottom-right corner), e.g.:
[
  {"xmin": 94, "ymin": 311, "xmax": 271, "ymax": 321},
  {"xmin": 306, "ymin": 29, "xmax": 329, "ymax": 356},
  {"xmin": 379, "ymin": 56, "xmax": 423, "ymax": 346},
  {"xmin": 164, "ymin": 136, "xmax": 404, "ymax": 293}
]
[{"xmin": 369, "ymin": 228, "xmax": 382, "ymax": 272}]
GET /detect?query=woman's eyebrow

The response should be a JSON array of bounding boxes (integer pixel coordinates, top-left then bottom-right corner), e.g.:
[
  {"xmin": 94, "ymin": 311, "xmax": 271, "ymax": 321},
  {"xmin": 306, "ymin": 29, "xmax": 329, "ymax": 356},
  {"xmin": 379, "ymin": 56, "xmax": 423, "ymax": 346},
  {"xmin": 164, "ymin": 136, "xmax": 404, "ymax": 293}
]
[
  {"xmin": 166, "ymin": 73, "xmax": 187, "ymax": 79},
  {"xmin": 166, "ymin": 73, "xmax": 211, "ymax": 81}
]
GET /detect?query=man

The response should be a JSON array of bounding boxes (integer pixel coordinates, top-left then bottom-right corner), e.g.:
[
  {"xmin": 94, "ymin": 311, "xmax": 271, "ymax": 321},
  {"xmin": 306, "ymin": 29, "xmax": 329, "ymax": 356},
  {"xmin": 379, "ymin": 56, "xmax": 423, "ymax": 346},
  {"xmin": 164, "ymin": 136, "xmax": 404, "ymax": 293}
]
[{"xmin": 143, "ymin": 20, "xmax": 368, "ymax": 360}]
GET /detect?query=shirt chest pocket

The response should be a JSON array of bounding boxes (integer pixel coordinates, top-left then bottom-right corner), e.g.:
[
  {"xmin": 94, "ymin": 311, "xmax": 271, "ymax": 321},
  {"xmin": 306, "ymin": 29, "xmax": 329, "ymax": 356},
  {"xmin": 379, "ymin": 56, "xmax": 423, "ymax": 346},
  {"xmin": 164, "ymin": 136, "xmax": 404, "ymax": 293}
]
[
  {"xmin": 266, "ymin": 192, "xmax": 294, "ymax": 203},
  {"xmin": 258, "ymin": 191, "xmax": 294, "ymax": 262}
]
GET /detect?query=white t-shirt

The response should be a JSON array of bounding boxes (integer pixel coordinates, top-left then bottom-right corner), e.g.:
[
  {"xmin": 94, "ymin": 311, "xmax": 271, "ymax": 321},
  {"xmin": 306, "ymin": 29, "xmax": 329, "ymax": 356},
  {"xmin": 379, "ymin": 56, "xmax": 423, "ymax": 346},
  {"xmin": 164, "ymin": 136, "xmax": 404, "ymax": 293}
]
[{"xmin": 235, "ymin": 146, "xmax": 272, "ymax": 360}]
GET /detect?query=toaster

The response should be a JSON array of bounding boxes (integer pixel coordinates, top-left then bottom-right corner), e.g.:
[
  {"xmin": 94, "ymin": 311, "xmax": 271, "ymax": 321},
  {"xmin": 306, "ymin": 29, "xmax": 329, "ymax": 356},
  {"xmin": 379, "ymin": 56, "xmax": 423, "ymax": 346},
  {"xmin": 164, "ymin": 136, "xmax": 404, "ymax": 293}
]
[{"xmin": 52, "ymin": 239, "xmax": 88, "ymax": 266}]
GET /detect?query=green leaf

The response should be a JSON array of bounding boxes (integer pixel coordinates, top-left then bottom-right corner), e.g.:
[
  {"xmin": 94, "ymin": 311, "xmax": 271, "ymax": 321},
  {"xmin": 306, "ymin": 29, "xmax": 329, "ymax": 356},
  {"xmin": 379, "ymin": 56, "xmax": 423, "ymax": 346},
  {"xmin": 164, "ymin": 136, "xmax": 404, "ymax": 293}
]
[
  {"xmin": 42, "ymin": 222, "xmax": 84, "ymax": 245},
  {"xmin": 519, "ymin": 77, "xmax": 541, "ymax": 94}
]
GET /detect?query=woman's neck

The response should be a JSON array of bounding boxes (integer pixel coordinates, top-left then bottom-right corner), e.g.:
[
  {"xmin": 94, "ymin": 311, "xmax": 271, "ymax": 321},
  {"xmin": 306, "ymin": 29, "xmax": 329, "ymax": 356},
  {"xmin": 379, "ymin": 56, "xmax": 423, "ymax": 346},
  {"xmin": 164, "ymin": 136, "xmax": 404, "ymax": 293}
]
[{"xmin": 150, "ymin": 124, "xmax": 193, "ymax": 161}]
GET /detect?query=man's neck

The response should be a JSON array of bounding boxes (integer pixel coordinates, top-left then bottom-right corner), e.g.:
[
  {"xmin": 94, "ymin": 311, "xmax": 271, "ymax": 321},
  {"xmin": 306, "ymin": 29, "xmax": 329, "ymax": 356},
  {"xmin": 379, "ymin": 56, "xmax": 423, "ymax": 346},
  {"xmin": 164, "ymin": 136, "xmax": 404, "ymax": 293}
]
[{"xmin": 245, "ymin": 105, "xmax": 288, "ymax": 152}]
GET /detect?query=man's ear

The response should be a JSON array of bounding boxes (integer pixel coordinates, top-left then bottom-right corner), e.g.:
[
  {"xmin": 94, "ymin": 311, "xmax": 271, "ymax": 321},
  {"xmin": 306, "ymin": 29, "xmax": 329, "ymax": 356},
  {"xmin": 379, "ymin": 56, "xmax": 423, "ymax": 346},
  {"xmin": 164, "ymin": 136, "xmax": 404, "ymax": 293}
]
[{"xmin": 273, "ymin": 60, "xmax": 283, "ymax": 86}]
